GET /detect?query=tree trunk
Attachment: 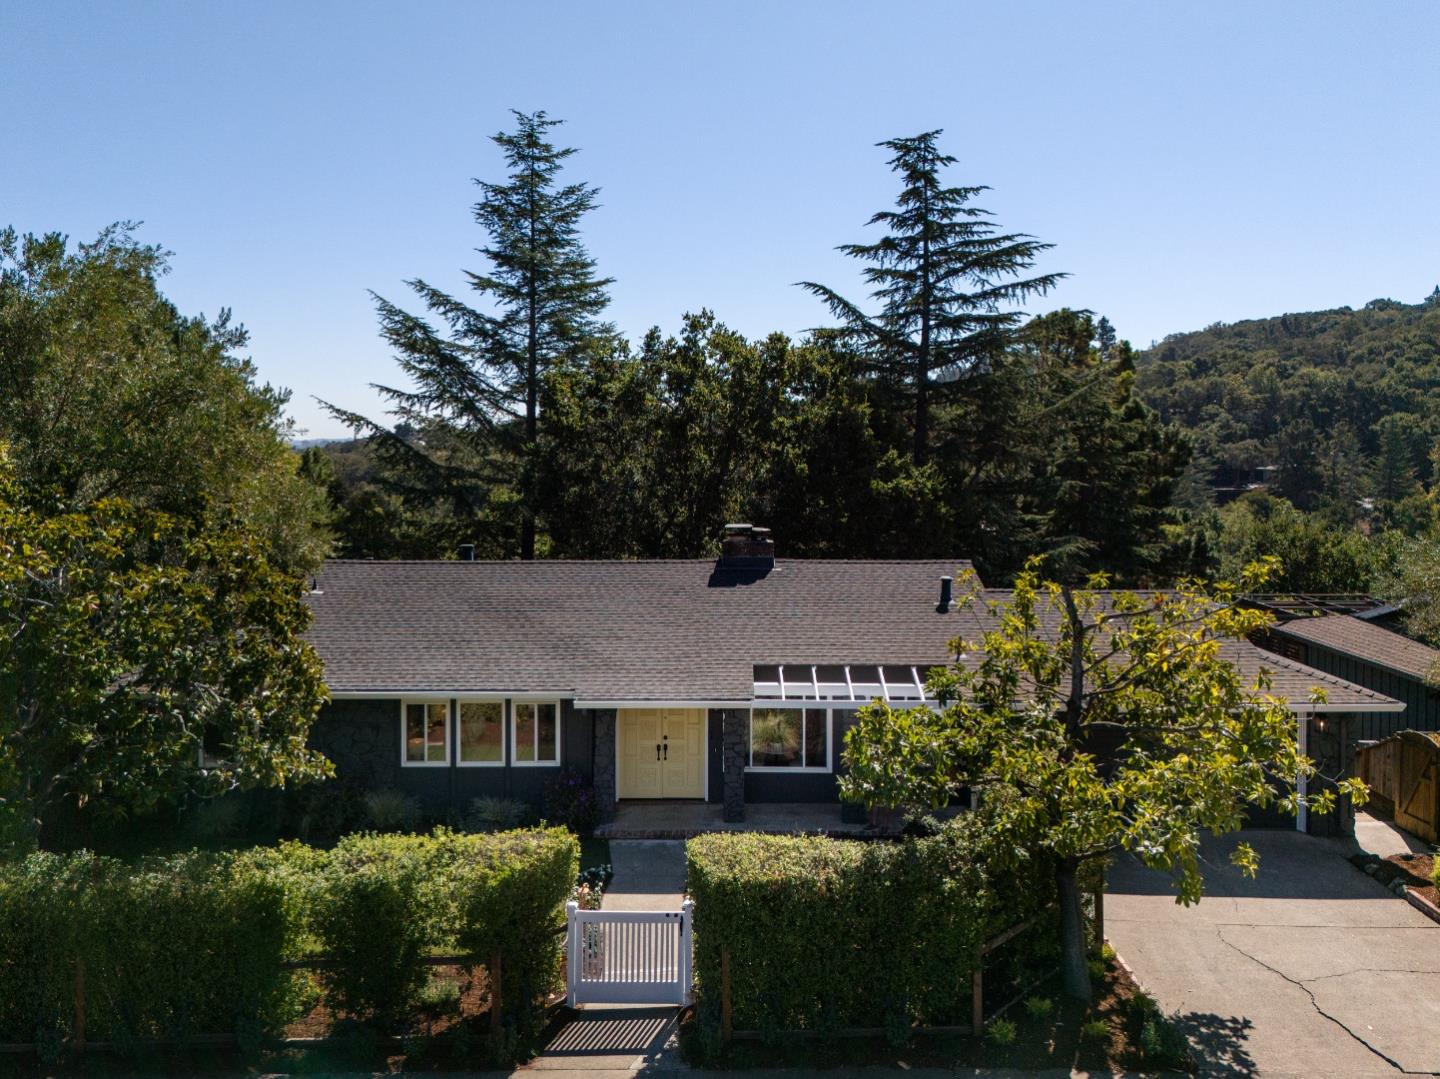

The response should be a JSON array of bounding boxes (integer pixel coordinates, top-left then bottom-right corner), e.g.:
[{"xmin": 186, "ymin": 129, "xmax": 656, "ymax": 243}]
[
  {"xmin": 1056, "ymin": 859, "xmax": 1092, "ymax": 1002},
  {"xmin": 914, "ymin": 185, "xmax": 932, "ymax": 467}
]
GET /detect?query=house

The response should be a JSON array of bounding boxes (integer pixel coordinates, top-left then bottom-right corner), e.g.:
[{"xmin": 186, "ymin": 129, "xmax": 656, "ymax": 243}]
[
  {"xmin": 1262, "ymin": 614, "xmax": 1440, "ymax": 739},
  {"xmin": 303, "ymin": 525, "xmax": 1402, "ymax": 836}
]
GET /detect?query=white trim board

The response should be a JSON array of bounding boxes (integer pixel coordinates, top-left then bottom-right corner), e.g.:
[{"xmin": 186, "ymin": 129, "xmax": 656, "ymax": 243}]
[
  {"xmin": 577, "ymin": 699, "xmax": 749, "ymax": 710},
  {"xmin": 329, "ymin": 690, "xmax": 576, "ymax": 701}
]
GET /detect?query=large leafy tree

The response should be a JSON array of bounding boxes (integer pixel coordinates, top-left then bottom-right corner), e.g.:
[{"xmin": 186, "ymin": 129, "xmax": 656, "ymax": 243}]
[
  {"xmin": 1216, "ymin": 490, "xmax": 1398, "ymax": 594},
  {"xmin": 840, "ymin": 564, "xmax": 1354, "ymax": 1000},
  {"xmin": 802, "ymin": 130, "xmax": 1063, "ymax": 464},
  {"xmin": 0, "ymin": 450, "xmax": 331, "ymax": 853},
  {"xmin": 328, "ymin": 110, "xmax": 612, "ymax": 559},
  {"xmin": 0, "ymin": 225, "xmax": 332, "ymax": 573},
  {"xmin": 538, "ymin": 314, "xmax": 946, "ymax": 559}
]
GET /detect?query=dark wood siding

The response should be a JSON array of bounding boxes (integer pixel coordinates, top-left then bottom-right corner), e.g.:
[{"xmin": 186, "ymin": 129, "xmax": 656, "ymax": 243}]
[
  {"xmin": 309, "ymin": 697, "xmax": 594, "ymax": 815},
  {"xmin": 1269, "ymin": 636, "xmax": 1439, "ymax": 739}
]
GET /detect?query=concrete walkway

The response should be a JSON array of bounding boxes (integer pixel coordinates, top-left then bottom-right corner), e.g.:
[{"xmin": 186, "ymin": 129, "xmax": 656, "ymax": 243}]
[
  {"xmin": 1355, "ymin": 809, "xmax": 1431, "ymax": 859},
  {"xmin": 600, "ymin": 840, "xmax": 687, "ymax": 911},
  {"xmin": 1107, "ymin": 829, "xmax": 1440, "ymax": 1077}
]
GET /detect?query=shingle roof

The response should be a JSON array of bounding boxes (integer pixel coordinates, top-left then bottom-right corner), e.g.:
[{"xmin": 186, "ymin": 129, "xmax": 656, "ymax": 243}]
[
  {"xmin": 1270, "ymin": 614, "xmax": 1440, "ymax": 684},
  {"xmin": 306, "ymin": 559, "xmax": 972, "ymax": 701},
  {"xmin": 305, "ymin": 560, "xmax": 1401, "ymax": 712},
  {"xmin": 948, "ymin": 590, "xmax": 1400, "ymax": 713}
]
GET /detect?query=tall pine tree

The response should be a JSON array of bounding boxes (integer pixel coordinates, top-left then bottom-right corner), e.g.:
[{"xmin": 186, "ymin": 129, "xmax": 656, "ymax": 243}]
[
  {"xmin": 802, "ymin": 130, "xmax": 1063, "ymax": 464},
  {"xmin": 326, "ymin": 111, "xmax": 611, "ymax": 559}
]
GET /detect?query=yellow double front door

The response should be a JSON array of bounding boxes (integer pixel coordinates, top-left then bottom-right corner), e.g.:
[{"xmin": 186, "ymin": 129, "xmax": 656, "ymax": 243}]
[{"xmin": 618, "ymin": 708, "xmax": 705, "ymax": 799}]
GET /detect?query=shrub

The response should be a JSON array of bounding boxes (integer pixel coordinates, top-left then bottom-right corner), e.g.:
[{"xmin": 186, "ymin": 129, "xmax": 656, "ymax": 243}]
[
  {"xmin": 686, "ymin": 818, "xmax": 1058, "ymax": 1037},
  {"xmin": 1125, "ymin": 990, "xmax": 1160, "ymax": 1022},
  {"xmin": 466, "ymin": 797, "xmax": 532, "ymax": 833},
  {"xmin": 364, "ymin": 789, "xmax": 421, "ymax": 834},
  {"xmin": 0, "ymin": 830, "xmax": 577, "ymax": 1060},
  {"xmin": 1139, "ymin": 1015, "xmax": 1191, "ymax": 1069},
  {"xmin": 0, "ymin": 850, "xmax": 304, "ymax": 1049},
  {"xmin": 180, "ymin": 796, "xmax": 245, "ymax": 845},
  {"xmin": 289, "ymin": 777, "xmax": 368, "ymax": 843},
  {"xmin": 1024, "ymin": 995, "xmax": 1054, "ymax": 1021},
  {"xmin": 985, "ymin": 1017, "xmax": 1017, "ymax": 1046},
  {"xmin": 543, "ymin": 770, "xmax": 600, "ymax": 837},
  {"xmin": 1081, "ymin": 1018, "xmax": 1110, "ymax": 1042},
  {"xmin": 312, "ymin": 833, "xmax": 432, "ymax": 1027},
  {"xmin": 308, "ymin": 827, "xmax": 575, "ymax": 1044},
  {"xmin": 439, "ymin": 828, "xmax": 577, "ymax": 1045}
]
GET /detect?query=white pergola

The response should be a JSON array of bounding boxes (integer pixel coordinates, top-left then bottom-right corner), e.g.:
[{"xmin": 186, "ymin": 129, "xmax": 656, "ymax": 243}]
[{"xmin": 751, "ymin": 663, "xmax": 938, "ymax": 706}]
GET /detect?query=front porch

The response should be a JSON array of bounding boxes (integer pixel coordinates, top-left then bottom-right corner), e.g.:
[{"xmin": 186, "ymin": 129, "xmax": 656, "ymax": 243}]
[{"xmin": 593, "ymin": 800, "xmax": 889, "ymax": 839}]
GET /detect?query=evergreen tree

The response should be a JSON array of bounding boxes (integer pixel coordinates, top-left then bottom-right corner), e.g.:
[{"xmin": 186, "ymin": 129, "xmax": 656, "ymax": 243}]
[
  {"xmin": 1095, "ymin": 315, "xmax": 1117, "ymax": 358},
  {"xmin": 1372, "ymin": 413, "xmax": 1423, "ymax": 504},
  {"xmin": 326, "ymin": 111, "xmax": 611, "ymax": 559},
  {"xmin": 801, "ymin": 130, "xmax": 1064, "ymax": 464},
  {"xmin": 1009, "ymin": 311, "xmax": 1190, "ymax": 582}
]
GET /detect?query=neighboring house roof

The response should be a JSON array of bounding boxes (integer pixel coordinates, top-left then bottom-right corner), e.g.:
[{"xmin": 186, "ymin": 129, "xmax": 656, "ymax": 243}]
[
  {"xmin": 304, "ymin": 560, "xmax": 1401, "ymax": 713},
  {"xmin": 950, "ymin": 590, "xmax": 1400, "ymax": 714},
  {"xmin": 1269, "ymin": 614, "xmax": 1440, "ymax": 684}
]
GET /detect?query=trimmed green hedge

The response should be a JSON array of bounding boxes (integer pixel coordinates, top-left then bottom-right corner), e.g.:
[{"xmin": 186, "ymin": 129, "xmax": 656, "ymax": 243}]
[
  {"xmin": 686, "ymin": 821, "xmax": 1060, "ymax": 1038},
  {"xmin": 312, "ymin": 828, "xmax": 577, "ymax": 1031},
  {"xmin": 0, "ymin": 850, "xmax": 302, "ymax": 1054},
  {"xmin": 0, "ymin": 827, "xmax": 578, "ymax": 1055}
]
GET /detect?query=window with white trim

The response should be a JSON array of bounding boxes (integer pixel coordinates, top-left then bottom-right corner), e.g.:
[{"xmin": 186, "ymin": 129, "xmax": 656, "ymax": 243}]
[
  {"xmin": 402, "ymin": 700, "xmax": 450, "ymax": 765},
  {"xmin": 748, "ymin": 707, "xmax": 829, "ymax": 770},
  {"xmin": 513, "ymin": 701, "xmax": 560, "ymax": 765},
  {"xmin": 458, "ymin": 700, "xmax": 505, "ymax": 765}
]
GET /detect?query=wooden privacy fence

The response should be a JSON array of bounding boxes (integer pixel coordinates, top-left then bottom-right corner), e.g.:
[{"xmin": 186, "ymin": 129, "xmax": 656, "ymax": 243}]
[{"xmin": 1356, "ymin": 730, "xmax": 1440, "ymax": 842}]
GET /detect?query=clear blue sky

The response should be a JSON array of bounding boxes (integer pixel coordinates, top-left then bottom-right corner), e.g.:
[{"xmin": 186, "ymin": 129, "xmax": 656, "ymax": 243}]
[{"xmin": 4, "ymin": 2, "xmax": 1437, "ymax": 437}]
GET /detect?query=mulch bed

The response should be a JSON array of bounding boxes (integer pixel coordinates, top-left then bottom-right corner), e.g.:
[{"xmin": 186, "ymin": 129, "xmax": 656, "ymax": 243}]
[
  {"xmin": 283, "ymin": 964, "xmax": 489, "ymax": 1040},
  {"xmin": 677, "ymin": 955, "xmax": 1194, "ymax": 1073},
  {"xmin": 1357, "ymin": 850, "xmax": 1439, "ymax": 908}
]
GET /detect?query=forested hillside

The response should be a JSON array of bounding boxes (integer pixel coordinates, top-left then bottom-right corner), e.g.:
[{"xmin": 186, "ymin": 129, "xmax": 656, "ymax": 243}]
[{"xmin": 1137, "ymin": 290, "xmax": 1440, "ymax": 522}]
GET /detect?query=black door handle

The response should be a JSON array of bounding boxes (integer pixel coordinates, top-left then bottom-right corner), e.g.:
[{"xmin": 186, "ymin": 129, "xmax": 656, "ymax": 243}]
[
  {"xmin": 663, "ymin": 742, "xmax": 669, "ymax": 760},
  {"xmin": 656, "ymin": 743, "xmax": 661, "ymax": 761}
]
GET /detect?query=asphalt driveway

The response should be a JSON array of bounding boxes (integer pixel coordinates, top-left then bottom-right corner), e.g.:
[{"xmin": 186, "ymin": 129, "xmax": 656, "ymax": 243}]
[{"xmin": 1107, "ymin": 829, "xmax": 1440, "ymax": 1077}]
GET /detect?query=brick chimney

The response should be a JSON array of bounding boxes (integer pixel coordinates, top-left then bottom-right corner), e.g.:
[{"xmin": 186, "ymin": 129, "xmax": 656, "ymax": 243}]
[{"xmin": 719, "ymin": 523, "xmax": 775, "ymax": 569}]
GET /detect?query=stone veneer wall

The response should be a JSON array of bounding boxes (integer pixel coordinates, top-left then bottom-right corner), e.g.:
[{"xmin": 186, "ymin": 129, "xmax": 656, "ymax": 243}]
[
  {"xmin": 719, "ymin": 707, "xmax": 747, "ymax": 821},
  {"xmin": 591, "ymin": 709, "xmax": 617, "ymax": 822}
]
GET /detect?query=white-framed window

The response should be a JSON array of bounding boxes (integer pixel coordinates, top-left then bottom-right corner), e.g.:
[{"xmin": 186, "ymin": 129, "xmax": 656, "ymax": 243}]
[
  {"xmin": 512, "ymin": 701, "xmax": 560, "ymax": 765},
  {"xmin": 401, "ymin": 699, "xmax": 450, "ymax": 766},
  {"xmin": 457, "ymin": 699, "xmax": 506, "ymax": 766},
  {"xmin": 747, "ymin": 706, "xmax": 830, "ymax": 771}
]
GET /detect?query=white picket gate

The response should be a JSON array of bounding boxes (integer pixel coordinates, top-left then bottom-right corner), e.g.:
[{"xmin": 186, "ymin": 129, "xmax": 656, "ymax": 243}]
[{"xmin": 565, "ymin": 900, "xmax": 693, "ymax": 1006}]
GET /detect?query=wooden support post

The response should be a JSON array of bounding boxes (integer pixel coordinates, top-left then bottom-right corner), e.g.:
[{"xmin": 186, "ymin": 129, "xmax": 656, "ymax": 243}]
[
  {"xmin": 73, "ymin": 957, "xmax": 86, "ymax": 1052},
  {"xmin": 720, "ymin": 949, "xmax": 733, "ymax": 1043},
  {"xmin": 489, "ymin": 953, "xmax": 502, "ymax": 1035}
]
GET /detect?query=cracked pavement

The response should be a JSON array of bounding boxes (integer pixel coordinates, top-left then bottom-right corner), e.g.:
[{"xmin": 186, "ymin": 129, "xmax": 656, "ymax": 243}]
[{"xmin": 1107, "ymin": 830, "xmax": 1440, "ymax": 1077}]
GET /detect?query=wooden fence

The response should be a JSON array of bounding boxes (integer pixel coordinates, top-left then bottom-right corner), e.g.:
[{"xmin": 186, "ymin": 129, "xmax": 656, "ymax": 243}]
[{"xmin": 1356, "ymin": 730, "xmax": 1440, "ymax": 842}]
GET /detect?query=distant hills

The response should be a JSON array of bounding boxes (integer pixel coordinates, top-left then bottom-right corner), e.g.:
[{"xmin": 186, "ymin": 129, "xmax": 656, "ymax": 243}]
[
  {"xmin": 291, "ymin": 437, "xmax": 347, "ymax": 450},
  {"xmin": 1136, "ymin": 289, "xmax": 1440, "ymax": 513}
]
